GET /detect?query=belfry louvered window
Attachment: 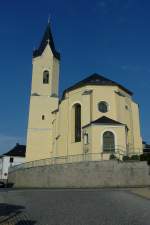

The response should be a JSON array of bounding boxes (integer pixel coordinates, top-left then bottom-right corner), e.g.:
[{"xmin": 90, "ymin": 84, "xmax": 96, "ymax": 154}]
[{"xmin": 43, "ymin": 70, "xmax": 49, "ymax": 84}]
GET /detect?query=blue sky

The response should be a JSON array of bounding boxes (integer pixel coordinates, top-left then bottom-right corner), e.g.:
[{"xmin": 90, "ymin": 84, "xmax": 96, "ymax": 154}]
[{"xmin": 0, "ymin": 0, "xmax": 150, "ymax": 153}]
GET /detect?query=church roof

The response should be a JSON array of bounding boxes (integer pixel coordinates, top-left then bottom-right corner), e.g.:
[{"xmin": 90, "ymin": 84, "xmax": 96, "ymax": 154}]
[
  {"xmin": 33, "ymin": 22, "xmax": 60, "ymax": 60},
  {"xmin": 83, "ymin": 116, "xmax": 125, "ymax": 128},
  {"xmin": 62, "ymin": 73, "xmax": 133, "ymax": 99},
  {"xmin": 3, "ymin": 143, "xmax": 26, "ymax": 157}
]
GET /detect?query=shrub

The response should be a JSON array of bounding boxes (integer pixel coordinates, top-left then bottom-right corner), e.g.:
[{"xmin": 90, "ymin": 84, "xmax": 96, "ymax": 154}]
[
  {"xmin": 140, "ymin": 153, "xmax": 150, "ymax": 165},
  {"xmin": 123, "ymin": 155, "xmax": 130, "ymax": 161},
  {"xmin": 109, "ymin": 154, "xmax": 116, "ymax": 160},
  {"xmin": 140, "ymin": 153, "xmax": 150, "ymax": 161},
  {"xmin": 130, "ymin": 155, "xmax": 140, "ymax": 160},
  {"xmin": 140, "ymin": 154, "xmax": 147, "ymax": 161}
]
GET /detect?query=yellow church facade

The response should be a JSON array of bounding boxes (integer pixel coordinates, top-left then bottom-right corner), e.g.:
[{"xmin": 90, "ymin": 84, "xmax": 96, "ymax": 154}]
[{"xmin": 26, "ymin": 23, "xmax": 143, "ymax": 162}]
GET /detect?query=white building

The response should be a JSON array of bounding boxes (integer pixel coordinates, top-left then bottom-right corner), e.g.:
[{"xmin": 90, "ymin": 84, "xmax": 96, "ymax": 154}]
[{"xmin": 0, "ymin": 143, "xmax": 26, "ymax": 181}]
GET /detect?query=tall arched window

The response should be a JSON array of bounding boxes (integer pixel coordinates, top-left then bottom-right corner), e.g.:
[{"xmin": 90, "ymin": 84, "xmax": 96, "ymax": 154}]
[
  {"xmin": 43, "ymin": 70, "xmax": 49, "ymax": 84},
  {"xmin": 103, "ymin": 131, "xmax": 115, "ymax": 152},
  {"xmin": 74, "ymin": 104, "xmax": 81, "ymax": 142}
]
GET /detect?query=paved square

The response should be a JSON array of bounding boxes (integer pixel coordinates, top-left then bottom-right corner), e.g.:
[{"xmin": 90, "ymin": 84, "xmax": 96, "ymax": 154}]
[{"xmin": 0, "ymin": 188, "xmax": 150, "ymax": 225}]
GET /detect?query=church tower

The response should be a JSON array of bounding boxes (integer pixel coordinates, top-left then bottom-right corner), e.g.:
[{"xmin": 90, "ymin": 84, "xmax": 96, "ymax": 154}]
[{"xmin": 26, "ymin": 22, "xmax": 60, "ymax": 162}]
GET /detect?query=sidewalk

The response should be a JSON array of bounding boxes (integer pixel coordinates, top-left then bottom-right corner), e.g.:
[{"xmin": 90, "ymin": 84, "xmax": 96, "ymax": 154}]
[{"xmin": 128, "ymin": 187, "xmax": 150, "ymax": 200}]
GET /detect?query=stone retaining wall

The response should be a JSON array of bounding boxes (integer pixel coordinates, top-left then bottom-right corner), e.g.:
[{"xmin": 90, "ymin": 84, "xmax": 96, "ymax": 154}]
[{"xmin": 8, "ymin": 160, "xmax": 150, "ymax": 188}]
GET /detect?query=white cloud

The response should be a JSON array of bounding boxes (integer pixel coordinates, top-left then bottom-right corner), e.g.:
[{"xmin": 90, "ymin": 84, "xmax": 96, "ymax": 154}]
[{"xmin": 0, "ymin": 134, "xmax": 25, "ymax": 155}]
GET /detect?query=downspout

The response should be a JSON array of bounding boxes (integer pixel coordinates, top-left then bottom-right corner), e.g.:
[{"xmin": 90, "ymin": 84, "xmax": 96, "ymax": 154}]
[
  {"xmin": 90, "ymin": 91, "xmax": 93, "ymax": 154},
  {"xmin": 67, "ymin": 93, "xmax": 69, "ymax": 158},
  {"xmin": 90, "ymin": 91, "xmax": 93, "ymax": 122}
]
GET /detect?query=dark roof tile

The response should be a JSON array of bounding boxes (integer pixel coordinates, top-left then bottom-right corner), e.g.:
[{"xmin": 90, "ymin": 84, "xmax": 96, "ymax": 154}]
[
  {"xmin": 3, "ymin": 144, "xmax": 26, "ymax": 157},
  {"xmin": 83, "ymin": 116, "xmax": 125, "ymax": 128},
  {"xmin": 62, "ymin": 73, "xmax": 133, "ymax": 99},
  {"xmin": 92, "ymin": 116, "xmax": 125, "ymax": 125}
]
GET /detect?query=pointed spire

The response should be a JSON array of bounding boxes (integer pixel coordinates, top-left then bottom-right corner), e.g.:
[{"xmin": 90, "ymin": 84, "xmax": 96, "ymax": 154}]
[
  {"xmin": 33, "ymin": 21, "xmax": 60, "ymax": 60},
  {"xmin": 48, "ymin": 14, "xmax": 51, "ymax": 24}
]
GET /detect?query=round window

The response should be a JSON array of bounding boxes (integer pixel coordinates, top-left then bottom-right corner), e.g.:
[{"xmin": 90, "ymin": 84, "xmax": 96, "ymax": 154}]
[{"xmin": 98, "ymin": 101, "xmax": 108, "ymax": 113}]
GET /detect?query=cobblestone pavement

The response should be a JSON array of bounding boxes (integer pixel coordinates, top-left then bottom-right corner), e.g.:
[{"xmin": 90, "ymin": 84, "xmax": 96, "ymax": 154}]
[{"xmin": 0, "ymin": 188, "xmax": 150, "ymax": 225}]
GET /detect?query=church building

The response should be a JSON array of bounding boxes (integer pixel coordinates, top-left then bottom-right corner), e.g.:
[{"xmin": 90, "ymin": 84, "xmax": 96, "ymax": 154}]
[{"xmin": 26, "ymin": 22, "xmax": 143, "ymax": 162}]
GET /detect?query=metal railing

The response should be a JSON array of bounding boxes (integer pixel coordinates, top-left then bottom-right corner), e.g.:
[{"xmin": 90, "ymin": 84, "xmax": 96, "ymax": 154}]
[{"xmin": 9, "ymin": 147, "xmax": 143, "ymax": 173}]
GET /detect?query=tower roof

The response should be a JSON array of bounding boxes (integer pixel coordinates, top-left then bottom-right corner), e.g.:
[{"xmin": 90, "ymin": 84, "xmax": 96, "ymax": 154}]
[
  {"xmin": 33, "ymin": 22, "xmax": 60, "ymax": 60},
  {"xmin": 62, "ymin": 73, "xmax": 133, "ymax": 99}
]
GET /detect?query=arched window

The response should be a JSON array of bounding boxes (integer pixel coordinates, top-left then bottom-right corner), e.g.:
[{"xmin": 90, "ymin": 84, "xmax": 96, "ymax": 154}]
[
  {"xmin": 103, "ymin": 131, "xmax": 115, "ymax": 152},
  {"xmin": 43, "ymin": 70, "xmax": 49, "ymax": 84},
  {"xmin": 74, "ymin": 104, "xmax": 81, "ymax": 142}
]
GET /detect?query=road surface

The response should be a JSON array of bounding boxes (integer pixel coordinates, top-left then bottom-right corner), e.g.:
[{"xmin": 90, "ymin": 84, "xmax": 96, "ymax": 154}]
[{"xmin": 0, "ymin": 188, "xmax": 150, "ymax": 225}]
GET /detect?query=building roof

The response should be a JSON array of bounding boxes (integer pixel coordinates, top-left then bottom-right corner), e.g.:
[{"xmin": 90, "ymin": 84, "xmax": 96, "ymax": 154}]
[
  {"xmin": 83, "ymin": 116, "xmax": 125, "ymax": 128},
  {"xmin": 33, "ymin": 22, "xmax": 60, "ymax": 60},
  {"xmin": 62, "ymin": 73, "xmax": 133, "ymax": 99},
  {"xmin": 3, "ymin": 144, "xmax": 26, "ymax": 157},
  {"xmin": 143, "ymin": 144, "xmax": 150, "ymax": 153}
]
